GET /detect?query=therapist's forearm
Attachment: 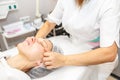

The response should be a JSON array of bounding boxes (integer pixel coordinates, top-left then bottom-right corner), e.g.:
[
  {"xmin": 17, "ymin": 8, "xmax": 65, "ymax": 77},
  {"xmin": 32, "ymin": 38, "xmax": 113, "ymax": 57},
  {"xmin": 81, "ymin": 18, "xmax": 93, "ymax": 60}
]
[
  {"xmin": 64, "ymin": 43, "xmax": 117, "ymax": 66},
  {"xmin": 35, "ymin": 21, "xmax": 56, "ymax": 38}
]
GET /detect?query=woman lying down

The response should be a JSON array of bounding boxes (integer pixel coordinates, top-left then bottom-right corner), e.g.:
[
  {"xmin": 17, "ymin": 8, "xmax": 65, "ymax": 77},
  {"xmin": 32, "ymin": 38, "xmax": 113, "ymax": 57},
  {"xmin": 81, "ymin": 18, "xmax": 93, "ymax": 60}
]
[{"xmin": 0, "ymin": 37, "xmax": 62, "ymax": 80}]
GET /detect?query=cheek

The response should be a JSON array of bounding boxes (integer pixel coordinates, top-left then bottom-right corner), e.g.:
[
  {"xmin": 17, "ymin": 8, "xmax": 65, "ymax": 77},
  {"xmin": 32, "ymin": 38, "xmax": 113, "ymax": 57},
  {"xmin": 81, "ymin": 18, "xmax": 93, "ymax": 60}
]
[
  {"xmin": 29, "ymin": 45, "xmax": 45, "ymax": 59},
  {"xmin": 17, "ymin": 43, "xmax": 31, "ymax": 55},
  {"xmin": 17, "ymin": 42, "xmax": 45, "ymax": 61},
  {"xmin": 17, "ymin": 43, "xmax": 23, "ymax": 52},
  {"xmin": 31, "ymin": 47, "xmax": 44, "ymax": 54},
  {"xmin": 33, "ymin": 44, "xmax": 45, "ymax": 53},
  {"xmin": 17, "ymin": 42, "xmax": 27, "ymax": 50},
  {"xmin": 27, "ymin": 49, "xmax": 44, "ymax": 61}
]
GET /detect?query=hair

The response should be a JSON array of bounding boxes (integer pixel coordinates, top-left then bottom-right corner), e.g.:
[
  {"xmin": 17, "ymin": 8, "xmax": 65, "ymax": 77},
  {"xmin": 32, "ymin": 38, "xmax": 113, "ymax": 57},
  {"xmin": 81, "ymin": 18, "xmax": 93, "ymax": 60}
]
[{"xmin": 76, "ymin": 0, "xmax": 84, "ymax": 6}]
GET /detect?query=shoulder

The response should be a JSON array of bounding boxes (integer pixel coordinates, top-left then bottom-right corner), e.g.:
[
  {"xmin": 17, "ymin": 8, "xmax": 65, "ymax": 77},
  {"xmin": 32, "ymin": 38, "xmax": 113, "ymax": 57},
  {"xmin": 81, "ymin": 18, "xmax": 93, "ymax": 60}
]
[
  {"xmin": 89, "ymin": 0, "xmax": 118, "ymax": 6},
  {"xmin": 99, "ymin": 0, "xmax": 118, "ymax": 7},
  {"xmin": 98, "ymin": 0, "xmax": 119, "ymax": 15}
]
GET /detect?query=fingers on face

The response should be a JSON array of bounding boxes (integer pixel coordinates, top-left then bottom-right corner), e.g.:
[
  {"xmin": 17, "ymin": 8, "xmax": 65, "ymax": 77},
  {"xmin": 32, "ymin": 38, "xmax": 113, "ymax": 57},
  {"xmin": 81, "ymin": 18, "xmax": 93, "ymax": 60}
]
[
  {"xmin": 43, "ymin": 59, "xmax": 54, "ymax": 69},
  {"xmin": 43, "ymin": 52, "xmax": 53, "ymax": 67},
  {"xmin": 43, "ymin": 52, "xmax": 52, "ymax": 62},
  {"xmin": 37, "ymin": 38, "xmax": 52, "ymax": 51},
  {"xmin": 46, "ymin": 66, "xmax": 53, "ymax": 69},
  {"xmin": 44, "ymin": 61, "xmax": 52, "ymax": 66},
  {"xmin": 37, "ymin": 38, "xmax": 47, "ymax": 49},
  {"xmin": 45, "ymin": 40, "xmax": 53, "ymax": 51},
  {"xmin": 43, "ymin": 52, "xmax": 50, "ymax": 57}
]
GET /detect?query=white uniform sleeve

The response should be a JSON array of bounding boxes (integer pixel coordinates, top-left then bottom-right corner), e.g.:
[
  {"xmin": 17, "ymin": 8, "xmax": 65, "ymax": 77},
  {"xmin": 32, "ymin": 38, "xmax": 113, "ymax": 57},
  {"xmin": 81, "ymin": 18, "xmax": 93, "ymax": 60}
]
[
  {"xmin": 46, "ymin": 0, "xmax": 64, "ymax": 25},
  {"xmin": 99, "ymin": 0, "xmax": 120, "ymax": 47}
]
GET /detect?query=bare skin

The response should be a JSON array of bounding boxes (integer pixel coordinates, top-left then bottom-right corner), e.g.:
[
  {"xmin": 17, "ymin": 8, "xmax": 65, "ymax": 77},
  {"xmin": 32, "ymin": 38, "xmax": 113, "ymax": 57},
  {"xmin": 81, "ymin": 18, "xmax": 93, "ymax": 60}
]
[
  {"xmin": 7, "ymin": 37, "xmax": 53, "ymax": 71},
  {"xmin": 35, "ymin": 21, "xmax": 118, "ymax": 69}
]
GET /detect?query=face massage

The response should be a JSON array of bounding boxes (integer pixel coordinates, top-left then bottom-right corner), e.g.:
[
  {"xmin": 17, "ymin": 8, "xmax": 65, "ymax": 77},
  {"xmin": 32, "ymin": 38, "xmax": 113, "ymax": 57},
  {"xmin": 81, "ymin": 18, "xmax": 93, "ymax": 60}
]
[
  {"xmin": 0, "ymin": 0, "xmax": 120, "ymax": 80},
  {"xmin": 0, "ymin": 37, "xmax": 61, "ymax": 79},
  {"xmin": 8, "ymin": 37, "xmax": 52, "ymax": 70}
]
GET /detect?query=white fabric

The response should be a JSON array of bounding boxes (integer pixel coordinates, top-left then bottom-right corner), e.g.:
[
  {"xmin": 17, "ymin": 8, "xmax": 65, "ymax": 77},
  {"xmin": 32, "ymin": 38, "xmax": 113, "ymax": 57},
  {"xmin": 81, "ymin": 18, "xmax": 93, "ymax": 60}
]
[
  {"xmin": 99, "ymin": 0, "xmax": 120, "ymax": 47},
  {"xmin": 33, "ymin": 36, "xmax": 118, "ymax": 80},
  {"xmin": 46, "ymin": 0, "xmax": 120, "ymax": 80},
  {"xmin": 0, "ymin": 47, "xmax": 18, "ymax": 59},
  {"xmin": 47, "ymin": 0, "xmax": 120, "ymax": 48},
  {"xmin": 0, "ymin": 55, "xmax": 31, "ymax": 80},
  {"xmin": 0, "ymin": 36, "xmax": 118, "ymax": 80},
  {"xmin": 33, "ymin": 36, "xmax": 94, "ymax": 80},
  {"xmin": 0, "ymin": 43, "xmax": 92, "ymax": 80}
]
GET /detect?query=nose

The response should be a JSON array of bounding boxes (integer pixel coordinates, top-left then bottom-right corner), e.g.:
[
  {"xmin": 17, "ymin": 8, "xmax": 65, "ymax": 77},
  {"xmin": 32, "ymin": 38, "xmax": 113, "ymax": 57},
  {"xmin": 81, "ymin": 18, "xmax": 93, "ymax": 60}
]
[{"xmin": 31, "ymin": 37, "xmax": 36, "ymax": 43}]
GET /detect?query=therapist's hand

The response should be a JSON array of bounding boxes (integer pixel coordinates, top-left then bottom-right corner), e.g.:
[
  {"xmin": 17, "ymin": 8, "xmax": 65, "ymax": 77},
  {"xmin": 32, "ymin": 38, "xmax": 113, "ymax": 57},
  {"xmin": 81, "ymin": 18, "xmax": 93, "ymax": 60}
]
[
  {"xmin": 43, "ymin": 52, "xmax": 66, "ymax": 69},
  {"xmin": 37, "ymin": 38, "xmax": 53, "ymax": 52}
]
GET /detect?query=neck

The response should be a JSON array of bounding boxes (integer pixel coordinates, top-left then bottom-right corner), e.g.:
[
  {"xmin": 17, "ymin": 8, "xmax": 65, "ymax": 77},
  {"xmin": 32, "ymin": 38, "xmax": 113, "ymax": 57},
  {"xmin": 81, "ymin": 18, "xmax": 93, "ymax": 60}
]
[{"xmin": 7, "ymin": 53, "xmax": 37, "ymax": 72}]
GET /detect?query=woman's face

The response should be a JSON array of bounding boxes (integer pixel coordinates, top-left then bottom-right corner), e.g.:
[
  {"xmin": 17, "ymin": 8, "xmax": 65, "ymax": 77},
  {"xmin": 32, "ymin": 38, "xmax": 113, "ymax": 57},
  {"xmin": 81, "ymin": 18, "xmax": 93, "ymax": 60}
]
[{"xmin": 17, "ymin": 37, "xmax": 52, "ymax": 61}]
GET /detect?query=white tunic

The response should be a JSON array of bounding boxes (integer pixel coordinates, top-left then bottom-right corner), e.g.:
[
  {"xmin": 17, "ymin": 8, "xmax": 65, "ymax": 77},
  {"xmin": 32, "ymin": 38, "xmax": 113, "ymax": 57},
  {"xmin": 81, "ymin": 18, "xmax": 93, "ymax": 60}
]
[
  {"xmin": 47, "ymin": 0, "xmax": 120, "ymax": 48},
  {"xmin": 43, "ymin": 0, "xmax": 120, "ymax": 80}
]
